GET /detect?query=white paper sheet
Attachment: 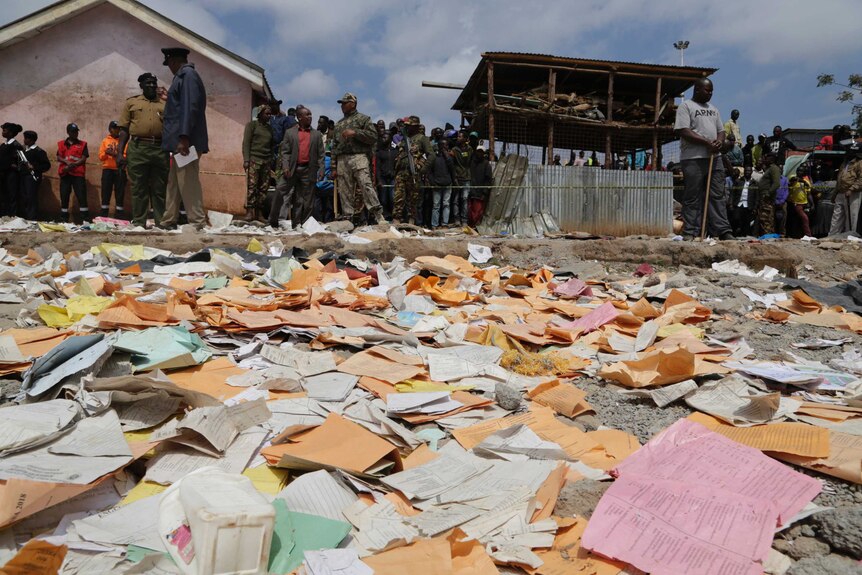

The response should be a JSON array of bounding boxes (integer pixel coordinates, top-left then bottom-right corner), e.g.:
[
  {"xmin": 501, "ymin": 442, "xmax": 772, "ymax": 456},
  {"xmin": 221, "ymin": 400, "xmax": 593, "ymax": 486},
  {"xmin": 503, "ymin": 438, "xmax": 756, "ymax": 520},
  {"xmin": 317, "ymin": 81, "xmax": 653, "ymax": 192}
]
[
  {"xmin": 73, "ymin": 493, "xmax": 165, "ymax": 552},
  {"xmin": 381, "ymin": 447, "xmax": 492, "ymax": 500},
  {"xmin": 48, "ymin": 410, "xmax": 132, "ymax": 457},
  {"xmin": 0, "ymin": 399, "xmax": 80, "ymax": 455},
  {"xmin": 172, "ymin": 145, "xmax": 197, "ymax": 168},
  {"xmin": 144, "ymin": 428, "xmax": 267, "ymax": 485},
  {"xmin": 276, "ymin": 470, "xmax": 358, "ymax": 522}
]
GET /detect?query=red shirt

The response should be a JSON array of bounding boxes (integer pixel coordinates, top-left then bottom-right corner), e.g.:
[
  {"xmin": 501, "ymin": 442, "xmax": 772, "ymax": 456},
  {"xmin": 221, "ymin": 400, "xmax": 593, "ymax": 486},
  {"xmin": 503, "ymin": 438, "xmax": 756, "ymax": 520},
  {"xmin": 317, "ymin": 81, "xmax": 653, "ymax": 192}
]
[{"xmin": 297, "ymin": 127, "xmax": 311, "ymax": 164}]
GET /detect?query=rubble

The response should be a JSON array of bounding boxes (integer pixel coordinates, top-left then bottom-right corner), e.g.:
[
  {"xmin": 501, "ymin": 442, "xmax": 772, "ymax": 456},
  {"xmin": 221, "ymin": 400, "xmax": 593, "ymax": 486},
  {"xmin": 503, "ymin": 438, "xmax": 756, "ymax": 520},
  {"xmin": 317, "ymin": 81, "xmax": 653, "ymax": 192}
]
[{"xmin": 0, "ymin": 229, "xmax": 860, "ymax": 574}]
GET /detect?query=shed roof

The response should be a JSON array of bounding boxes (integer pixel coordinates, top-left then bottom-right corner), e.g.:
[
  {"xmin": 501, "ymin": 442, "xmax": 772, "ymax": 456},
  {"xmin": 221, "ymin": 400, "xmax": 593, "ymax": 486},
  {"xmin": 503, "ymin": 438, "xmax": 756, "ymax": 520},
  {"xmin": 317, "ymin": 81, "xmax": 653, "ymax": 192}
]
[
  {"xmin": 452, "ymin": 52, "xmax": 717, "ymax": 111},
  {"xmin": 0, "ymin": 0, "xmax": 272, "ymax": 99}
]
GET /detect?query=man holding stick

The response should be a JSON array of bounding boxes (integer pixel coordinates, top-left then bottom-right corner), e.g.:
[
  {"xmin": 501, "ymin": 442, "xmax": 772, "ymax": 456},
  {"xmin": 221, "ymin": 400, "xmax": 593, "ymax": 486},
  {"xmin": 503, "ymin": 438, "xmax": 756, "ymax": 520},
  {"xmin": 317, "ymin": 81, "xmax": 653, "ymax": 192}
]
[{"xmin": 674, "ymin": 78, "xmax": 734, "ymax": 240}]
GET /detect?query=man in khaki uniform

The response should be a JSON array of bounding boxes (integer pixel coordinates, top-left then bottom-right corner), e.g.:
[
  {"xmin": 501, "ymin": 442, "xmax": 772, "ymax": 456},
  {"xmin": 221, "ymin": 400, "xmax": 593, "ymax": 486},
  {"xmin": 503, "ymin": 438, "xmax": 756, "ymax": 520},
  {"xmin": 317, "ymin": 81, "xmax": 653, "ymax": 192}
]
[
  {"xmin": 330, "ymin": 92, "xmax": 385, "ymax": 224},
  {"xmin": 117, "ymin": 72, "xmax": 168, "ymax": 227}
]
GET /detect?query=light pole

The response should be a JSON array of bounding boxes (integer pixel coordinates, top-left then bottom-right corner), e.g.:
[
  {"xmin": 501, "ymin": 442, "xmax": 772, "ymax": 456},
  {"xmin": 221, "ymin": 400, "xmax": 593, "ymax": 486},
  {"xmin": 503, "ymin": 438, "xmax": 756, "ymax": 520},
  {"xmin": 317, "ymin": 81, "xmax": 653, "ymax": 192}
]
[
  {"xmin": 673, "ymin": 40, "xmax": 690, "ymax": 67},
  {"xmin": 674, "ymin": 40, "xmax": 690, "ymax": 100}
]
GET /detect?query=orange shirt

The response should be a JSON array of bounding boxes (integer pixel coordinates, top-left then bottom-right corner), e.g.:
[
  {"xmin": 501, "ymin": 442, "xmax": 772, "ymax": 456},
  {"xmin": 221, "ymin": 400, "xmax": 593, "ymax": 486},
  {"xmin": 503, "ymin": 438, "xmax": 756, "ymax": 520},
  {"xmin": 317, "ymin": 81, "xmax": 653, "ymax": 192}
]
[{"xmin": 98, "ymin": 135, "xmax": 126, "ymax": 169}]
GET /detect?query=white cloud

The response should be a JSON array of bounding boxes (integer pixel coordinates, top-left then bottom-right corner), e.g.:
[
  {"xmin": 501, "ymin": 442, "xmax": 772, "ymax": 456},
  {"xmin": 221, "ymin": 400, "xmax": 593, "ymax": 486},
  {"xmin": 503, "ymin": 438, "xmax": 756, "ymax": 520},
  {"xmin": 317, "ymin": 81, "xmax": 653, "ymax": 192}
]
[
  {"xmin": 4, "ymin": 0, "xmax": 862, "ymax": 135},
  {"xmin": 381, "ymin": 49, "xmax": 479, "ymax": 130},
  {"xmin": 282, "ymin": 69, "xmax": 339, "ymax": 102},
  {"xmin": 143, "ymin": 0, "xmax": 230, "ymax": 45}
]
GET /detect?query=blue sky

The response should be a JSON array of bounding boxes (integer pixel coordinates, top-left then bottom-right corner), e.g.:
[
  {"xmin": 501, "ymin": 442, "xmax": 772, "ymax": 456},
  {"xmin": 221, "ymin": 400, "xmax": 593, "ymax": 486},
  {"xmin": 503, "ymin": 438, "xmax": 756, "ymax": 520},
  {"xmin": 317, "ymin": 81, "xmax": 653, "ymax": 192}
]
[{"xmin": 5, "ymin": 0, "xmax": 862, "ymax": 142}]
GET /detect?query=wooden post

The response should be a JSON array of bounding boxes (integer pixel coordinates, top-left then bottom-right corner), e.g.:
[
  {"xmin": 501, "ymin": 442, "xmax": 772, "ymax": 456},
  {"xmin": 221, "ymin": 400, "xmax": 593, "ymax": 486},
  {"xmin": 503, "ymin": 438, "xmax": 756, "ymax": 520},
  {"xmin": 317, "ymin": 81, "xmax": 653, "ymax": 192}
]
[
  {"xmin": 652, "ymin": 77, "xmax": 662, "ymax": 169},
  {"xmin": 487, "ymin": 61, "xmax": 495, "ymax": 159},
  {"xmin": 547, "ymin": 69, "xmax": 556, "ymax": 163},
  {"xmin": 605, "ymin": 71, "xmax": 615, "ymax": 168}
]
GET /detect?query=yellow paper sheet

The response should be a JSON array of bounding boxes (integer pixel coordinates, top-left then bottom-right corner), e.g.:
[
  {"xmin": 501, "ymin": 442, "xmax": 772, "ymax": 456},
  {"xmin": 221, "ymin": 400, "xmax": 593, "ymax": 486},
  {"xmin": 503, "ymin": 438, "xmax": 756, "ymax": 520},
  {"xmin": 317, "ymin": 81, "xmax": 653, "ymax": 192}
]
[
  {"xmin": 261, "ymin": 413, "xmax": 402, "ymax": 475},
  {"xmin": 598, "ymin": 346, "xmax": 729, "ymax": 388},
  {"xmin": 364, "ymin": 538, "xmax": 452, "ymax": 575},
  {"xmin": 530, "ymin": 516, "xmax": 624, "ymax": 575},
  {"xmin": 688, "ymin": 412, "xmax": 830, "ymax": 458},
  {"xmin": 120, "ymin": 480, "xmax": 167, "ymax": 505},
  {"xmin": 0, "ymin": 539, "xmax": 67, "ymax": 575},
  {"xmin": 527, "ymin": 380, "xmax": 592, "ymax": 418},
  {"xmin": 776, "ymin": 431, "xmax": 862, "ymax": 484}
]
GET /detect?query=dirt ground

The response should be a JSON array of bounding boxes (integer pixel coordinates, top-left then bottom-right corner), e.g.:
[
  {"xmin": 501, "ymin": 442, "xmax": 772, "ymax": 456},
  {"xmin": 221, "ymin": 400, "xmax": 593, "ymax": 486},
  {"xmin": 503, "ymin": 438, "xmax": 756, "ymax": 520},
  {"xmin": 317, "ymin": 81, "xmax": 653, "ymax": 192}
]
[{"xmin": 3, "ymin": 229, "xmax": 861, "ymax": 281}]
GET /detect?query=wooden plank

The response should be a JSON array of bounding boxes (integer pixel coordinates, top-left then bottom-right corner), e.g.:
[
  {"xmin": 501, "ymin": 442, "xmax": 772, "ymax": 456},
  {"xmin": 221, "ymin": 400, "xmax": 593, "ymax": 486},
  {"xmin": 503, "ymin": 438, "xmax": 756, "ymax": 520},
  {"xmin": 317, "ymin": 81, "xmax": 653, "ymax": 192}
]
[
  {"xmin": 605, "ymin": 71, "xmax": 615, "ymax": 168},
  {"xmin": 490, "ymin": 60, "xmax": 708, "ymax": 80},
  {"xmin": 487, "ymin": 61, "xmax": 496, "ymax": 158},
  {"xmin": 653, "ymin": 77, "xmax": 662, "ymax": 169},
  {"xmin": 547, "ymin": 69, "xmax": 556, "ymax": 163}
]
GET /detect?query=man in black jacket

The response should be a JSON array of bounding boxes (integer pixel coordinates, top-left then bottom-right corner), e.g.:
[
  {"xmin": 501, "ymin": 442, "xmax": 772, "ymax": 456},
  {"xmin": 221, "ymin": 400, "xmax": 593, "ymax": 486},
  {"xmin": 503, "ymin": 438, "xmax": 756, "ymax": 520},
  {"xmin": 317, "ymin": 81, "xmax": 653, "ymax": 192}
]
[
  {"xmin": 0, "ymin": 122, "xmax": 24, "ymax": 217},
  {"xmin": 19, "ymin": 130, "xmax": 51, "ymax": 220}
]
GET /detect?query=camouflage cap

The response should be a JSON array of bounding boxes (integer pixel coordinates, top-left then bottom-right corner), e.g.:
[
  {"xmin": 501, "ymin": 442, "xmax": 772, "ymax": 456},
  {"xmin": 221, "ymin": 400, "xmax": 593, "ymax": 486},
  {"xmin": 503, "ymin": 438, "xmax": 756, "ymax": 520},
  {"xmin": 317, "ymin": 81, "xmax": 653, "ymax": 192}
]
[
  {"xmin": 406, "ymin": 115, "xmax": 421, "ymax": 126},
  {"xmin": 337, "ymin": 92, "xmax": 357, "ymax": 104}
]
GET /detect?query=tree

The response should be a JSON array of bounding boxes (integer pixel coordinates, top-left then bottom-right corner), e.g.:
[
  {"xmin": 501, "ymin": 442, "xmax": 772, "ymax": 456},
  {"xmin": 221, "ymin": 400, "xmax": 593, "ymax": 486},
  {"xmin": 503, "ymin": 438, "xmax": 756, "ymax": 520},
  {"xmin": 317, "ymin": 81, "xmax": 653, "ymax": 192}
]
[{"xmin": 817, "ymin": 73, "xmax": 862, "ymax": 129}]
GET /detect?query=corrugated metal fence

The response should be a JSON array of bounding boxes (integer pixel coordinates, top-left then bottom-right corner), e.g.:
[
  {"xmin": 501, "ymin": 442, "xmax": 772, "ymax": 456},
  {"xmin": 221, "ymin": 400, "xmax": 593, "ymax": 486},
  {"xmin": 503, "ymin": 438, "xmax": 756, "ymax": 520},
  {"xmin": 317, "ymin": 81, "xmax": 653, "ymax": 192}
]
[{"xmin": 511, "ymin": 166, "xmax": 673, "ymax": 236}]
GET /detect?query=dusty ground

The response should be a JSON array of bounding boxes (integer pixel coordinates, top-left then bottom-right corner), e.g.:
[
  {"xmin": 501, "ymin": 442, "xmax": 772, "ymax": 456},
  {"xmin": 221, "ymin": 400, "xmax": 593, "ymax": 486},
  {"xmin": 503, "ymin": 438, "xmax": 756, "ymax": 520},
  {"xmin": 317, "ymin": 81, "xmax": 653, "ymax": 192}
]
[{"xmin": 2, "ymin": 229, "xmax": 861, "ymax": 280}]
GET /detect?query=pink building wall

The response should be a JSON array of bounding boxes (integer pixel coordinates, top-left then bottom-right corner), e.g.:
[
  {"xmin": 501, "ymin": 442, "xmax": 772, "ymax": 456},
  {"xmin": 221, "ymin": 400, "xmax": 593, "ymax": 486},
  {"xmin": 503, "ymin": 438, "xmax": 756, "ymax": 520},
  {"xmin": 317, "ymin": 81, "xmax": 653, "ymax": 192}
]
[{"xmin": 0, "ymin": 3, "xmax": 254, "ymax": 218}]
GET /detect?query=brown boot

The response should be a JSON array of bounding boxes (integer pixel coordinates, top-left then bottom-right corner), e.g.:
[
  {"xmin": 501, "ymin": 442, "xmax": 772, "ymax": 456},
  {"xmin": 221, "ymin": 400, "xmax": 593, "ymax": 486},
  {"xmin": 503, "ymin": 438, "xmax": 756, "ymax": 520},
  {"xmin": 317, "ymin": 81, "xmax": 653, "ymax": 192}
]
[{"xmin": 239, "ymin": 208, "xmax": 254, "ymax": 222}]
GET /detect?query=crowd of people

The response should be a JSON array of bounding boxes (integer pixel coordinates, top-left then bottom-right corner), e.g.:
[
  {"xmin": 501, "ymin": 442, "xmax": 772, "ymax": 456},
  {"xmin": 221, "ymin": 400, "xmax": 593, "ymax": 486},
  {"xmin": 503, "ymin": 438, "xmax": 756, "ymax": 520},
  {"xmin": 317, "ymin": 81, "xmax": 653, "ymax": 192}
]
[
  {"xmin": 674, "ymin": 78, "xmax": 862, "ymax": 240},
  {"xmin": 1, "ymin": 47, "xmax": 861, "ymax": 237},
  {"xmin": 243, "ymin": 95, "xmax": 495, "ymax": 229},
  {"xmin": 0, "ymin": 47, "xmax": 210, "ymax": 229},
  {"xmin": 0, "ymin": 46, "xmax": 496, "ymax": 231}
]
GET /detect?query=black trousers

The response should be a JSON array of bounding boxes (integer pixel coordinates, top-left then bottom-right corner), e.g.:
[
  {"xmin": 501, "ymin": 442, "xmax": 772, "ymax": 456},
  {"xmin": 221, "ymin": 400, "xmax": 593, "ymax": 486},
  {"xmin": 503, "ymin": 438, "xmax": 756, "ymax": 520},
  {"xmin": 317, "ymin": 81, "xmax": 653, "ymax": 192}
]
[
  {"xmin": 59, "ymin": 175, "xmax": 88, "ymax": 215},
  {"xmin": 19, "ymin": 173, "xmax": 41, "ymax": 220},
  {"xmin": 100, "ymin": 168, "xmax": 126, "ymax": 214},
  {"xmin": 730, "ymin": 206, "xmax": 753, "ymax": 237},
  {"xmin": 0, "ymin": 171, "xmax": 20, "ymax": 217}
]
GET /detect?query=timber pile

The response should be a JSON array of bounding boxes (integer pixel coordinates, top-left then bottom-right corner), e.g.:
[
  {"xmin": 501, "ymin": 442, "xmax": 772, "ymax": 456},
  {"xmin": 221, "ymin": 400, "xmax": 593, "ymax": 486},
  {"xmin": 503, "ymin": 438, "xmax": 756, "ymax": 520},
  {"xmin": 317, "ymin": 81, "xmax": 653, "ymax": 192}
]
[{"xmin": 500, "ymin": 83, "xmax": 676, "ymax": 125}]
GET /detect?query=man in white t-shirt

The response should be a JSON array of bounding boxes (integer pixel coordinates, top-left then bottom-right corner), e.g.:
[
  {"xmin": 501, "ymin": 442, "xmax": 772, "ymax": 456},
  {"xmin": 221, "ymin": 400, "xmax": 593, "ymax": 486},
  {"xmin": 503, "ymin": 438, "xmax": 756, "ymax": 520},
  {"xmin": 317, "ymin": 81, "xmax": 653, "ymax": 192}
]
[{"xmin": 674, "ymin": 78, "xmax": 734, "ymax": 240}]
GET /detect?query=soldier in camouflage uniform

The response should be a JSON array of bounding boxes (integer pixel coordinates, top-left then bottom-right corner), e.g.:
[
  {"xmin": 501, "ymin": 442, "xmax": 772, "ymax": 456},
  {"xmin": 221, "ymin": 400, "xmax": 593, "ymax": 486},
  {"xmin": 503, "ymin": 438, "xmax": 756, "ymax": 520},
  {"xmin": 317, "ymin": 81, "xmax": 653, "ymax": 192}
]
[
  {"xmin": 393, "ymin": 116, "xmax": 433, "ymax": 224},
  {"xmin": 756, "ymin": 152, "xmax": 781, "ymax": 235},
  {"xmin": 330, "ymin": 92, "xmax": 385, "ymax": 224}
]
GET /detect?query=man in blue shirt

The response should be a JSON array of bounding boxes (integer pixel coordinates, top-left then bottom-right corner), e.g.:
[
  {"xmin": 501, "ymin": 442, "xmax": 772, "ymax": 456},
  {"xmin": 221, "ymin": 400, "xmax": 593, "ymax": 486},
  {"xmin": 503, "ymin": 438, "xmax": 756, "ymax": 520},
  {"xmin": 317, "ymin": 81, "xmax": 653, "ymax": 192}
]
[{"xmin": 159, "ymin": 47, "xmax": 208, "ymax": 229}]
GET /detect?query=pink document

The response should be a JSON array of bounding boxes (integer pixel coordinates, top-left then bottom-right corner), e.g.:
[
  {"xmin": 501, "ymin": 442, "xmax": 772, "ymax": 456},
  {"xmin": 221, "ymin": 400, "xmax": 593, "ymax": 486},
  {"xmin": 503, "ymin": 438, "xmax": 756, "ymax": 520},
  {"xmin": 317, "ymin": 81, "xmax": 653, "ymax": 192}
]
[
  {"xmin": 582, "ymin": 419, "xmax": 822, "ymax": 575},
  {"xmin": 612, "ymin": 419, "xmax": 821, "ymax": 524},
  {"xmin": 582, "ymin": 475, "xmax": 775, "ymax": 575},
  {"xmin": 553, "ymin": 278, "xmax": 593, "ymax": 298},
  {"xmin": 561, "ymin": 301, "xmax": 618, "ymax": 334}
]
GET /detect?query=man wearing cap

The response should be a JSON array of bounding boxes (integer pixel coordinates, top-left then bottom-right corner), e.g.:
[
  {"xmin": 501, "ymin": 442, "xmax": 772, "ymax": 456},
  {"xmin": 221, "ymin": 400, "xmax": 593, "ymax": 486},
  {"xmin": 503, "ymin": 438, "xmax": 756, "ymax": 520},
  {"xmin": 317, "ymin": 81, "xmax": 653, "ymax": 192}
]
[
  {"xmin": 393, "ymin": 115, "xmax": 433, "ymax": 224},
  {"xmin": 160, "ymin": 47, "xmax": 208, "ymax": 229},
  {"xmin": 57, "ymin": 123, "xmax": 89, "ymax": 222},
  {"xmin": 98, "ymin": 121, "xmax": 126, "ymax": 218},
  {"xmin": 118, "ymin": 72, "xmax": 168, "ymax": 227},
  {"xmin": 0, "ymin": 122, "xmax": 24, "ymax": 217},
  {"xmin": 330, "ymin": 92, "xmax": 385, "ymax": 224}
]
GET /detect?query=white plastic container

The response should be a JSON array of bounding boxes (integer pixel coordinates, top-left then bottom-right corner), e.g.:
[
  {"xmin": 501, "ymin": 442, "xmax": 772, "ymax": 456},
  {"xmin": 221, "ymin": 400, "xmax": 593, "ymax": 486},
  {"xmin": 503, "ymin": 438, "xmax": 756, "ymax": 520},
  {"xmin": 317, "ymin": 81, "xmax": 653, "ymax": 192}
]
[{"xmin": 159, "ymin": 468, "xmax": 275, "ymax": 575}]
